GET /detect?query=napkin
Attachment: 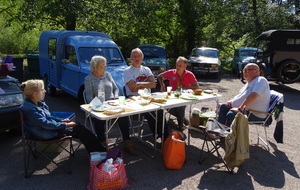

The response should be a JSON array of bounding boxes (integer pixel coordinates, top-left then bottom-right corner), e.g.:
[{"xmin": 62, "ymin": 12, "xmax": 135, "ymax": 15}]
[{"xmin": 90, "ymin": 97, "xmax": 102, "ymax": 106}]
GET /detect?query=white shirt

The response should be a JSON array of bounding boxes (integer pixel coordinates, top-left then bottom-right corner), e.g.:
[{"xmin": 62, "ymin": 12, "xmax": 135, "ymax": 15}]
[
  {"xmin": 123, "ymin": 65, "xmax": 153, "ymax": 96},
  {"xmin": 232, "ymin": 76, "xmax": 270, "ymax": 117}
]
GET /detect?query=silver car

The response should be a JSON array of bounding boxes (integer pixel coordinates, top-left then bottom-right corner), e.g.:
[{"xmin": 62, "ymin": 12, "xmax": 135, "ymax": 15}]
[{"xmin": 187, "ymin": 47, "xmax": 221, "ymax": 78}]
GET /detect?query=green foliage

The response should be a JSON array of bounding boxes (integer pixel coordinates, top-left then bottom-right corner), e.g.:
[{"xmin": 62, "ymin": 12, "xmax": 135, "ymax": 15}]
[
  {"xmin": 0, "ymin": 0, "xmax": 300, "ymax": 73},
  {"xmin": 0, "ymin": 16, "xmax": 41, "ymax": 54}
]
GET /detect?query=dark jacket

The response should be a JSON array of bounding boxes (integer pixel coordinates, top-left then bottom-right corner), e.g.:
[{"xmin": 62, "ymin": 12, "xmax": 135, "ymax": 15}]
[{"xmin": 20, "ymin": 98, "xmax": 66, "ymax": 140}]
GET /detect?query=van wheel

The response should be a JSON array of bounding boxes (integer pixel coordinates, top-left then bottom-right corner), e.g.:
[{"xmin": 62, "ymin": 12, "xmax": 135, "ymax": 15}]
[
  {"xmin": 43, "ymin": 76, "xmax": 56, "ymax": 96},
  {"xmin": 277, "ymin": 61, "xmax": 300, "ymax": 84}
]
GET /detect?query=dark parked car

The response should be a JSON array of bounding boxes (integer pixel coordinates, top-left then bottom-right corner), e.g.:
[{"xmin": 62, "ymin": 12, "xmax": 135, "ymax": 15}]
[
  {"xmin": 256, "ymin": 29, "xmax": 300, "ymax": 83},
  {"xmin": 232, "ymin": 47, "xmax": 262, "ymax": 78},
  {"xmin": 138, "ymin": 45, "xmax": 170, "ymax": 77},
  {"xmin": 0, "ymin": 76, "xmax": 24, "ymax": 133}
]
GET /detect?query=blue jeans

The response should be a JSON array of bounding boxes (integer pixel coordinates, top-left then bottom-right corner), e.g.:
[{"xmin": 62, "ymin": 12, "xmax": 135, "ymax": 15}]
[{"xmin": 217, "ymin": 103, "xmax": 265, "ymax": 126}]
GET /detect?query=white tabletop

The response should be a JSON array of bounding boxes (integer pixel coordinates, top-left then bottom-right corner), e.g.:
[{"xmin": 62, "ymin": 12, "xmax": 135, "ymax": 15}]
[
  {"xmin": 151, "ymin": 92, "xmax": 221, "ymax": 109},
  {"xmin": 80, "ymin": 102, "xmax": 161, "ymax": 120}
]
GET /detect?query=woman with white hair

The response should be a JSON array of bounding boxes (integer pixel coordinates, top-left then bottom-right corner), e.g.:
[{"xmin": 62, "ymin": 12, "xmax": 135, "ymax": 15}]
[{"xmin": 85, "ymin": 55, "xmax": 136, "ymax": 155}]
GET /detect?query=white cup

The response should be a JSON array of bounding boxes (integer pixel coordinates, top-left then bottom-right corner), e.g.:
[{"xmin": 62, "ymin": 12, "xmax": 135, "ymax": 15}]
[
  {"xmin": 167, "ymin": 86, "xmax": 172, "ymax": 96},
  {"xmin": 119, "ymin": 96, "xmax": 125, "ymax": 105},
  {"xmin": 213, "ymin": 89, "xmax": 218, "ymax": 96}
]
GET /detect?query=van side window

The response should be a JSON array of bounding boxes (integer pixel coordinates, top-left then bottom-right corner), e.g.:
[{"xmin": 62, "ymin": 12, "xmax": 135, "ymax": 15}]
[
  {"xmin": 48, "ymin": 38, "xmax": 56, "ymax": 60},
  {"xmin": 65, "ymin": 46, "xmax": 78, "ymax": 66}
]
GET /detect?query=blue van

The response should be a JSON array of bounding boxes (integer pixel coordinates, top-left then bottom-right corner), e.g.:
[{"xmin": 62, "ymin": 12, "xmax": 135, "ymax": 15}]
[
  {"xmin": 39, "ymin": 30, "xmax": 127, "ymax": 101},
  {"xmin": 232, "ymin": 47, "xmax": 262, "ymax": 77}
]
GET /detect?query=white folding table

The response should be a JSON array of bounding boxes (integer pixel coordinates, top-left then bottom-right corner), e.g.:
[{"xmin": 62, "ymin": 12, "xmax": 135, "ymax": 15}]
[{"xmin": 80, "ymin": 101, "xmax": 161, "ymax": 158}]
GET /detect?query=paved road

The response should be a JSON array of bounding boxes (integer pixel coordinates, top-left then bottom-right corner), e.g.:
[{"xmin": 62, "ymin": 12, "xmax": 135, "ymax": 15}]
[{"xmin": 1, "ymin": 74, "xmax": 299, "ymax": 190}]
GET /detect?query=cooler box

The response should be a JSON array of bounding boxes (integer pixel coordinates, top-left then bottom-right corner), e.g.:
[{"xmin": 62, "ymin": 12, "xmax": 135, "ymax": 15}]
[
  {"xmin": 199, "ymin": 111, "xmax": 216, "ymax": 126},
  {"xmin": 190, "ymin": 111, "xmax": 216, "ymax": 129}
]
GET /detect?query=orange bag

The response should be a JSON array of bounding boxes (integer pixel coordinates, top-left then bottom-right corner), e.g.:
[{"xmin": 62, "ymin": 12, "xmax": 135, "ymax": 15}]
[{"xmin": 163, "ymin": 130, "xmax": 186, "ymax": 170}]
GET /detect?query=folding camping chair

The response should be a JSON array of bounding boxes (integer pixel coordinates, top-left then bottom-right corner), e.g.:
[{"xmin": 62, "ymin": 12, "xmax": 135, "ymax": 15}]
[
  {"xmin": 198, "ymin": 118, "xmax": 233, "ymax": 173},
  {"xmin": 20, "ymin": 110, "xmax": 76, "ymax": 178},
  {"xmin": 247, "ymin": 90, "xmax": 284, "ymax": 150},
  {"xmin": 199, "ymin": 113, "xmax": 249, "ymax": 173}
]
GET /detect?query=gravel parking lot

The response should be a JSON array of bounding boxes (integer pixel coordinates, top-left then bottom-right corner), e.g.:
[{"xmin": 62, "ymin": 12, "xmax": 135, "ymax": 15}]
[{"xmin": 0, "ymin": 74, "xmax": 299, "ymax": 190}]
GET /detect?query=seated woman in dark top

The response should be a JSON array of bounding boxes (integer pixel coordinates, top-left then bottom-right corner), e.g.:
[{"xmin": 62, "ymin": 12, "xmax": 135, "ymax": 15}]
[{"xmin": 20, "ymin": 79, "xmax": 105, "ymax": 153}]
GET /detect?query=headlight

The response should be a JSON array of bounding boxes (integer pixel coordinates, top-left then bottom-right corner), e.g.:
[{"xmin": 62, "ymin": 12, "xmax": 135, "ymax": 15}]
[
  {"xmin": 211, "ymin": 64, "xmax": 218, "ymax": 68},
  {"xmin": 187, "ymin": 62, "xmax": 192, "ymax": 66},
  {"xmin": 160, "ymin": 66, "xmax": 166, "ymax": 71}
]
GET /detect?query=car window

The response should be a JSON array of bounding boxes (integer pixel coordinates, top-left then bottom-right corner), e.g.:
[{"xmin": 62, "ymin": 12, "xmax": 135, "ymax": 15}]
[
  {"xmin": 194, "ymin": 49, "xmax": 204, "ymax": 56},
  {"xmin": 203, "ymin": 49, "xmax": 218, "ymax": 58},
  {"xmin": 191, "ymin": 49, "xmax": 218, "ymax": 58},
  {"xmin": 65, "ymin": 46, "xmax": 78, "ymax": 66},
  {"xmin": 48, "ymin": 38, "xmax": 57, "ymax": 60},
  {"xmin": 240, "ymin": 50, "xmax": 257, "ymax": 56},
  {"xmin": 0, "ymin": 81, "xmax": 22, "ymax": 94},
  {"xmin": 0, "ymin": 81, "xmax": 24, "ymax": 108},
  {"xmin": 139, "ymin": 47, "xmax": 166, "ymax": 59}
]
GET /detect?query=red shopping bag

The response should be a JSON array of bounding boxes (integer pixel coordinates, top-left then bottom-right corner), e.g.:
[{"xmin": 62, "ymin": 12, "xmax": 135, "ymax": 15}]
[
  {"xmin": 163, "ymin": 130, "xmax": 186, "ymax": 170},
  {"xmin": 87, "ymin": 149, "xmax": 130, "ymax": 190}
]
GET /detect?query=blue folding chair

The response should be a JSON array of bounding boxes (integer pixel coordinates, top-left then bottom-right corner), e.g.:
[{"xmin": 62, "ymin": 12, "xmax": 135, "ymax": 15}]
[
  {"xmin": 247, "ymin": 90, "xmax": 283, "ymax": 150},
  {"xmin": 20, "ymin": 110, "xmax": 76, "ymax": 178}
]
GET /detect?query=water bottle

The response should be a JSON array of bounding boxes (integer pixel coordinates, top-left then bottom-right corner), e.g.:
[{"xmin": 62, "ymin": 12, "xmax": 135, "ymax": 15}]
[{"xmin": 98, "ymin": 78, "xmax": 105, "ymax": 104}]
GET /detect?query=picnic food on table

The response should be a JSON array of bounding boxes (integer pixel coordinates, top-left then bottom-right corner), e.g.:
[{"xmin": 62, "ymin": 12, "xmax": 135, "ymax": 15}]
[
  {"xmin": 150, "ymin": 98, "xmax": 167, "ymax": 103},
  {"xmin": 193, "ymin": 89, "xmax": 203, "ymax": 95},
  {"xmin": 107, "ymin": 101, "xmax": 119, "ymax": 106}
]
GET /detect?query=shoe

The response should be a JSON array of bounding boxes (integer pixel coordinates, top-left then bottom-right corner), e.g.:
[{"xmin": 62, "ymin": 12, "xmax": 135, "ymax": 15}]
[
  {"xmin": 177, "ymin": 123, "xmax": 187, "ymax": 131},
  {"xmin": 183, "ymin": 118, "xmax": 190, "ymax": 126},
  {"xmin": 124, "ymin": 140, "xmax": 137, "ymax": 156}
]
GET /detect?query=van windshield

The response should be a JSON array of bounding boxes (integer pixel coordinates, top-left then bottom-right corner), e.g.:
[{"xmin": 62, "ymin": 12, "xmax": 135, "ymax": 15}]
[{"xmin": 78, "ymin": 47, "xmax": 124, "ymax": 64}]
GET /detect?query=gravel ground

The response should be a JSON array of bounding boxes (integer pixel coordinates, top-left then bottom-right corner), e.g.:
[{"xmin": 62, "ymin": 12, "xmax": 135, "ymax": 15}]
[{"xmin": 0, "ymin": 74, "xmax": 299, "ymax": 190}]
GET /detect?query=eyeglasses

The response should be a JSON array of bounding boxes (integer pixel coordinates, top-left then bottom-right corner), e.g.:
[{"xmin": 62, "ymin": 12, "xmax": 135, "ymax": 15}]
[{"xmin": 243, "ymin": 69, "xmax": 257, "ymax": 73}]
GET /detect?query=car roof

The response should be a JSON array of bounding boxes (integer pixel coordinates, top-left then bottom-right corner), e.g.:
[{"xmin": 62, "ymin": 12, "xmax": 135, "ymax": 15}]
[{"xmin": 256, "ymin": 29, "xmax": 300, "ymax": 40}]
